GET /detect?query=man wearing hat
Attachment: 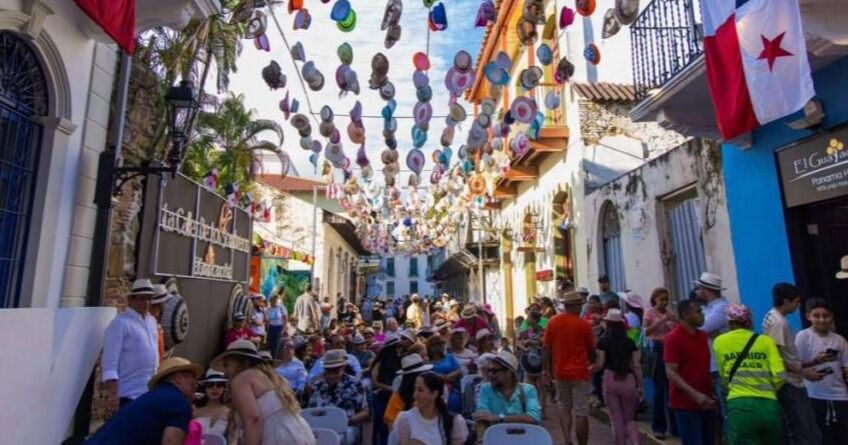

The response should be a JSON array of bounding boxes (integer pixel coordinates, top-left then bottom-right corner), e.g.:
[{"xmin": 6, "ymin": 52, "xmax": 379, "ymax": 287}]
[
  {"xmin": 306, "ymin": 349, "xmax": 368, "ymax": 445},
  {"xmin": 453, "ymin": 304, "xmax": 490, "ymax": 342},
  {"xmin": 101, "ymin": 278, "xmax": 161, "ymax": 413},
  {"xmin": 694, "ymin": 272, "xmax": 730, "ymax": 430},
  {"xmin": 85, "ymin": 357, "xmax": 202, "ymax": 444},
  {"xmin": 713, "ymin": 303, "xmax": 785, "ymax": 445},
  {"xmin": 149, "ymin": 284, "xmax": 173, "ymax": 364},
  {"xmin": 307, "ymin": 341, "xmax": 363, "ymax": 382},
  {"xmin": 225, "ymin": 312, "xmax": 261, "ymax": 347},
  {"xmin": 405, "ymin": 294, "xmax": 424, "ymax": 329},
  {"xmin": 293, "ymin": 283, "xmax": 321, "ymax": 333},
  {"xmin": 473, "ymin": 351, "xmax": 542, "ymax": 437},
  {"xmin": 543, "ymin": 291, "xmax": 595, "ymax": 445}
]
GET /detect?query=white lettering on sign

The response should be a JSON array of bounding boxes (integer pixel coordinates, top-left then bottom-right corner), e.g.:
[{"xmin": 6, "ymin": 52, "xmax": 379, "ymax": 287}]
[
  {"xmin": 159, "ymin": 204, "xmax": 251, "ymax": 253},
  {"xmin": 192, "ymin": 256, "xmax": 233, "ymax": 279}
]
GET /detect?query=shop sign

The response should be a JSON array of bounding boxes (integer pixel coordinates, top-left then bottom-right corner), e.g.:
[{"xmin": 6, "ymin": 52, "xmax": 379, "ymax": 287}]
[
  {"xmin": 536, "ymin": 269, "xmax": 554, "ymax": 281},
  {"xmin": 151, "ymin": 174, "xmax": 251, "ymax": 282},
  {"xmin": 778, "ymin": 128, "xmax": 848, "ymax": 208}
]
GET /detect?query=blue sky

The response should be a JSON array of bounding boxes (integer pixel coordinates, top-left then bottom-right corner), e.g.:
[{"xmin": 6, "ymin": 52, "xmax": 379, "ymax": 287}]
[{"xmin": 229, "ymin": 1, "xmax": 485, "ymax": 179}]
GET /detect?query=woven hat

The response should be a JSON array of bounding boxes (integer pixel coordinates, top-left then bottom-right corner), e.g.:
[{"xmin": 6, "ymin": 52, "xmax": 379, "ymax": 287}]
[
  {"xmin": 614, "ymin": 0, "xmax": 640, "ymax": 25},
  {"xmin": 291, "ymin": 41, "xmax": 305, "ymax": 62},
  {"xmin": 510, "ymin": 96, "xmax": 538, "ymax": 124},
  {"xmin": 397, "ymin": 353, "xmax": 433, "ymax": 375},
  {"xmin": 398, "ymin": 329, "xmax": 417, "ymax": 344},
  {"xmin": 150, "ymin": 284, "xmax": 172, "ymax": 305},
  {"xmin": 577, "ymin": 286, "xmax": 590, "ymax": 295},
  {"xmin": 128, "ymin": 278, "xmax": 155, "ymax": 296},
  {"xmin": 323, "ymin": 349, "xmax": 348, "ymax": 369},
  {"xmin": 232, "ymin": 312, "xmax": 246, "ymax": 322},
  {"xmin": 563, "ymin": 290, "xmax": 585, "ymax": 305},
  {"xmin": 475, "ymin": 328, "xmax": 493, "ymax": 341},
  {"xmin": 461, "ymin": 305, "xmax": 477, "ymax": 319},
  {"xmin": 212, "ymin": 340, "xmax": 265, "ymax": 369},
  {"xmin": 694, "ymin": 272, "xmax": 725, "ymax": 291},
  {"xmin": 603, "ymin": 308, "xmax": 625, "ymax": 323},
  {"xmin": 148, "ymin": 357, "xmax": 202, "ymax": 389},
  {"xmin": 491, "ymin": 351, "xmax": 520, "ymax": 375},
  {"xmin": 200, "ymin": 369, "xmax": 227, "ymax": 384},
  {"xmin": 602, "ymin": 8, "xmax": 621, "ymax": 38}
]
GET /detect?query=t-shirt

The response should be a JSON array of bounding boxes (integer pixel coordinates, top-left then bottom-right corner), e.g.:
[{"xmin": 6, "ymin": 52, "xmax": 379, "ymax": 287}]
[
  {"xmin": 643, "ymin": 307, "xmax": 677, "ymax": 342},
  {"xmin": 701, "ymin": 297, "xmax": 729, "ymax": 372},
  {"xmin": 451, "ymin": 348, "xmax": 479, "ymax": 375},
  {"xmin": 597, "ymin": 335, "xmax": 638, "ymax": 374},
  {"xmin": 393, "ymin": 407, "xmax": 469, "ymax": 445},
  {"xmin": 713, "ymin": 329, "xmax": 785, "ymax": 401},
  {"xmin": 267, "ymin": 305, "xmax": 286, "ymax": 327},
  {"xmin": 543, "ymin": 313, "xmax": 594, "ymax": 381},
  {"xmin": 225, "ymin": 327, "xmax": 253, "ymax": 347},
  {"xmin": 250, "ymin": 311, "xmax": 266, "ymax": 336},
  {"xmin": 663, "ymin": 325, "xmax": 714, "ymax": 410},
  {"xmin": 84, "ymin": 382, "xmax": 191, "ymax": 445},
  {"xmin": 762, "ymin": 308, "xmax": 802, "ymax": 387},
  {"xmin": 795, "ymin": 328, "xmax": 848, "ymax": 401}
]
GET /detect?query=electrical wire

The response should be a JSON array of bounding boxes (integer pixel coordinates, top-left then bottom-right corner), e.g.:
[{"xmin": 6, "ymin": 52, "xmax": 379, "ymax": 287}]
[{"xmin": 267, "ymin": 4, "xmax": 321, "ymax": 125}]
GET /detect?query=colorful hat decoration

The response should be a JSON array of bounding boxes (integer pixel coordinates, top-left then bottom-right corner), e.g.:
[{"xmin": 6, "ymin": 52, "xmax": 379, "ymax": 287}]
[
  {"xmin": 413, "ymin": 52, "xmax": 431, "ymax": 71},
  {"xmin": 337, "ymin": 42, "xmax": 353, "ymax": 65},
  {"xmin": 576, "ymin": 0, "xmax": 596, "ymax": 16},
  {"xmin": 510, "ymin": 96, "xmax": 538, "ymax": 124},
  {"xmin": 413, "ymin": 70, "xmax": 430, "ymax": 89},
  {"xmin": 245, "ymin": 10, "xmax": 268, "ymax": 39},
  {"xmin": 559, "ymin": 6, "xmax": 575, "ymax": 28},
  {"xmin": 302, "ymin": 61, "xmax": 325, "ymax": 91},
  {"xmin": 413, "ymin": 101, "xmax": 433, "ymax": 127},
  {"xmin": 454, "ymin": 50, "xmax": 473, "ymax": 73},
  {"xmin": 602, "ymin": 8, "xmax": 621, "ymax": 38},
  {"xmin": 484, "ymin": 62, "xmax": 510, "ymax": 86},
  {"xmin": 536, "ymin": 43, "xmax": 553, "ymax": 66},
  {"xmin": 511, "ymin": 133, "xmax": 530, "ymax": 157},
  {"xmin": 614, "ymin": 0, "xmax": 640, "ymax": 26},
  {"xmin": 520, "ymin": 66, "xmax": 543, "ymax": 90},
  {"xmin": 475, "ymin": 0, "xmax": 497, "ymax": 27},
  {"xmin": 584, "ymin": 43, "xmax": 601, "ymax": 65},
  {"xmin": 384, "ymin": 22, "xmax": 402, "ymax": 49},
  {"xmin": 330, "ymin": 0, "xmax": 351, "ymax": 22},
  {"xmin": 544, "ymin": 89, "xmax": 561, "ymax": 110},
  {"xmin": 293, "ymin": 9, "xmax": 312, "ymax": 30},
  {"xmin": 516, "ymin": 17, "xmax": 538, "ymax": 46},
  {"xmin": 555, "ymin": 56, "xmax": 575, "ymax": 83},
  {"xmin": 262, "ymin": 61, "xmax": 286, "ymax": 89},
  {"xmin": 337, "ymin": 8, "xmax": 357, "ymax": 32},
  {"xmin": 429, "ymin": 3, "xmax": 448, "ymax": 31},
  {"xmin": 411, "ymin": 126, "xmax": 427, "ymax": 148},
  {"xmin": 291, "ymin": 42, "xmax": 305, "ymax": 62},
  {"xmin": 406, "ymin": 149, "xmax": 425, "ymax": 174},
  {"xmin": 522, "ymin": 0, "xmax": 545, "ymax": 25},
  {"xmin": 379, "ymin": 81, "xmax": 396, "ymax": 101},
  {"xmin": 382, "ymin": 0, "xmax": 403, "ymax": 31},
  {"xmin": 254, "ymin": 34, "xmax": 270, "ymax": 52},
  {"xmin": 279, "ymin": 92, "xmax": 300, "ymax": 120},
  {"xmin": 444, "ymin": 67, "xmax": 474, "ymax": 94}
]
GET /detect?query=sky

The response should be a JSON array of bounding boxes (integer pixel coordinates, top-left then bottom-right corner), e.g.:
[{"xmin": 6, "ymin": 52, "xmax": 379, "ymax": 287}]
[{"xmin": 228, "ymin": 1, "xmax": 486, "ymax": 180}]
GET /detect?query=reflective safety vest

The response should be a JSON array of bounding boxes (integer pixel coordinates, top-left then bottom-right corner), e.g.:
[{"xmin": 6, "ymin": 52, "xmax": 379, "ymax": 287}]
[{"xmin": 713, "ymin": 329, "xmax": 786, "ymax": 401}]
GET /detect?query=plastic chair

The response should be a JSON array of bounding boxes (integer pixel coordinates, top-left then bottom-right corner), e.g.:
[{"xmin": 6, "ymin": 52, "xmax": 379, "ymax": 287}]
[
  {"xmin": 387, "ymin": 429, "xmax": 400, "ymax": 445},
  {"xmin": 313, "ymin": 427, "xmax": 341, "ymax": 445},
  {"xmin": 482, "ymin": 423, "xmax": 553, "ymax": 445},
  {"xmin": 301, "ymin": 406, "xmax": 349, "ymax": 434},
  {"xmin": 202, "ymin": 432, "xmax": 227, "ymax": 445}
]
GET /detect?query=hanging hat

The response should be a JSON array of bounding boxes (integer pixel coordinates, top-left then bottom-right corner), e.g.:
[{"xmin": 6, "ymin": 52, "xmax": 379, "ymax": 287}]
[
  {"xmin": 614, "ymin": 0, "xmax": 640, "ymax": 26},
  {"xmin": 475, "ymin": 0, "xmax": 497, "ymax": 27},
  {"xmin": 337, "ymin": 8, "xmax": 357, "ymax": 32},
  {"xmin": 429, "ymin": 2, "xmax": 448, "ymax": 31},
  {"xmin": 293, "ymin": 9, "xmax": 312, "ymax": 30},
  {"xmin": 559, "ymin": 5, "xmax": 575, "ymax": 28},
  {"xmin": 584, "ymin": 43, "xmax": 601, "ymax": 65},
  {"xmin": 150, "ymin": 284, "xmax": 172, "ymax": 305},
  {"xmin": 495, "ymin": 51, "xmax": 512, "ymax": 71},
  {"xmin": 693, "ymin": 272, "xmax": 725, "ymax": 291},
  {"xmin": 544, "ymin": 89, "xmax": 561, "ymax": 110},
  {"xmin": 396, "ymin": 353, "xmax": 433, "ymax": 375},
  {"xmin": 469, "ymin": 174, "xmax": 485, "ymax": 195},
  {"xmin": 484, "ymin": 61, "xmax": 510, "ymax": 86},
  {"xmin": 413, "ymin": 53, "xmax": 431, "ymax": 72},
  {"xmin": 523, "ymin": 0, "xmax": 545, "ymax": 25},
  {"xmin": 406, "ymin": 149, "xmax": 425, "ymax": 174},
  {"xmin": 379, "ymin": 81, "xmax": 396, "ymax": 101},
  {"xmin": 381, "ymin": 148, "xmax": 399, "ymax": 164},
  {"xmin": 441, "ymin": 127, "xmax": 456, "ymax": 148},
  {"xmin": 411, "ymin": 126, "xmax": 427, "ymax": 148},
  {"xmin": 602, "ymin": 9, "xmax": 621, "ymax": 39},
  {"xmin": 413, "ymin": 101, "xmax": 433, "ymax": 127},
  {"xmin": 337, "ymin": 42, "xmax": 353, "ymax": 65},
  {"xmin": 348, "ymin": 122, "xmax": 365, "ymax": 145},
  {"xmin": 262, "ymin": 61, "xmax": 287, "ymax": 89},
  {"xmin": 245, "ymin": 10, "xmax": 268, "ymax": 39},
  {"xmin": 416, "ymin": 85, "xmax": 433, "ymax": 103},
  {"xmin": 536, "ymin": 43, "xmax": 554, "ymax": 66},
  {"xmin": 382, "ymin": 0, "xmax": 403, "ymax": 31},
  {"xmin": 542, "ymin": 13, "xmax": 557, "ymax": 39},
  {"xmin": 330, "ymin": 0, "xmax": 352, "ymax": 22},
  {"xmin": 147, "ymin": 357, "xmax": 203, "ymax": 389},
  {"xmin": 510, "ymin": 96, "xmax": 538, "ymax": 124},
  {"xmin": 448, "ymin": 103, "xmax": 467, "ymax": 123},
  {"xmin": 288, "ymin": 0, "xmax": 303, "ymax": 13},
  {"xmin": 520, "ymin": 66, "xmax": 543, "ymax": 90},
  {"xmin": 384, "ymin": 23, "xmax": 402, "ymax": 49},
  {"xmin": 291, "ymin": 113, "xmax": 310, "ymax": 131},
  {"xmin": 291, "ymin": 41, "xmax": 305, "ymax": 62},
  {"xmin": 555, "ymin": 56, "xmax": 575, "ymax": 83},
  {"xmin": 511, "ymin": 132, "xmax": 530, "ymax": 156},
  {"xmin": 454, "ymin": 50, "xmax": 473, "ymax": 73},
  {"xmin": 254, "ymin": 34, "xmax": 270, "ymax": 52},
  {"xmin": 371, "ymin": 52, "xmax": 389, "ymax": 77},
  {"xmin": 444, "ymin": 67, "xmax": 474, "ymax": 94},
  {"xmin": 303, "ymin": 61, "xmax": 325, "ymax": 91},
  {"xmin": 516, "ymin": 17, "xmax": 538, "ymax": 46},
  {"xmin": 576, "ymin": 0, "xmax": 597, "ymax": 16}
]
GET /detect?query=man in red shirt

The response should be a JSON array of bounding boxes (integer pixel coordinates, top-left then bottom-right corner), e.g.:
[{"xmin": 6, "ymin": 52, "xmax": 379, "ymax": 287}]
[
  {"xmin": 225, "ymin": 313, "xmax": 260, "ymax": 347},
  {"xmin": 663, "ymin": 298, "xmax": 717, "ymax": 445},
  {"xmin": 543, "ymin": 291, "xmax": 595, "ymax": 445}
]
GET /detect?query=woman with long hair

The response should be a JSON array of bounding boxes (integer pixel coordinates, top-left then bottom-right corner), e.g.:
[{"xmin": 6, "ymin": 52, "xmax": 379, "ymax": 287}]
[
  {"xmin": 642, "ymin": 287, "xmax": 678, "ymax": 440},
  {"xmin": 370, "ymin": 336, "xmax": 403, "ymax": 445},
  {"xmin": 393, "ymin": 372, "xmax": 469, "ymax": 445},
  {"xmin": 213, "ymin": 340, "xmax": 315, "ymax": 445},
  {"xmin": 384, "ymin": 353, "xmax": 434, "ymax": 427},
  {"xmin": 194, "ymin": 369, "xmax": 233, "ymax": 440},
  {"xmin": 592, "ymin": 310, "xmax": 643, "ymax": 445}
]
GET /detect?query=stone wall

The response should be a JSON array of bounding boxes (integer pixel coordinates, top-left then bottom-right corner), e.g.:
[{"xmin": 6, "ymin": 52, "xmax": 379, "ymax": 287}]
[{"xmin": 578, "ymin": 100, "xmax": 686, "ymax": 157}]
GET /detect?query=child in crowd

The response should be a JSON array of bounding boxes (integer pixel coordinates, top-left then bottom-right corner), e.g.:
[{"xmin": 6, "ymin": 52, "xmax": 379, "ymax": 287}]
[{"xmin": 795, "ymin": 298, "xmax": 848, "ymax": 445}]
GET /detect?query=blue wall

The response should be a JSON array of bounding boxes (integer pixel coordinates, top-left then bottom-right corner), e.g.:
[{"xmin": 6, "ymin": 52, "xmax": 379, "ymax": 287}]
[{"xmin": 723, "ymin": 56, "xmax": 848, "ymax": 329}]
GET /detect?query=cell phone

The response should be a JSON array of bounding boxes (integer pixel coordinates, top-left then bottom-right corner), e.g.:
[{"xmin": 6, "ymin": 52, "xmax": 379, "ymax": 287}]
[
  {"xmin": 826, "ymin": 348, "xmax": 838, "ymax": 356},
  {"xmin": 817, "ymin": 367, "xmax": 835, "ymax": 375}
]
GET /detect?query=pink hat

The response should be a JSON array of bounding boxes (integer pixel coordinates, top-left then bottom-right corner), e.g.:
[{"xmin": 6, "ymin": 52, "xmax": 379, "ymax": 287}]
[
  {"xmin": 726, "ymin": 303, "xmax": 752, "ymax": 325},
  {"xmin": 483, "ymin": 304, "xmax": 495, "ymax": 315}
]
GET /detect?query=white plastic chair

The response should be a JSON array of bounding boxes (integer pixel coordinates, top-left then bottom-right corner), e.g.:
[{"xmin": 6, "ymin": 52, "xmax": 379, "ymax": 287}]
[
  {"xmin": 482, "ymin": 423, "xmax": 553, "ymax": 445},
  {"xmin": 387, "ymin": 429, "xmax": 400, "ymax": 445},
  {"xmin": 202, "ymin": 432, "xmax": 227, "ymax": 445},
  {"xmin": 313, "ymin": 427, "xmax": 341, "ymax": 445},
  {"xmin": 301, "ymin": 406, "xmax": 349, "ymax": 434}
]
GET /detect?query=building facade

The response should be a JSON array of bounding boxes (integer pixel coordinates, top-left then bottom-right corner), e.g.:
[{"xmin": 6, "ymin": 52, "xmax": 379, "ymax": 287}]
[{"xmin": 378, "ymin": 254, "xmax": 436, "ymax": 300}]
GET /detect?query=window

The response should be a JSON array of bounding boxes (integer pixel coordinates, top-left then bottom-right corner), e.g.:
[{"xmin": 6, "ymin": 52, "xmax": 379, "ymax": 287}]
[
  {"xmin": 409, "ymin": 257, "xmax": 418, "ymax": 277},
  {"xmin": 386, "ymin": 258, "xmax": 395, "ymax": 276},
  {"xmin": 386, "ymin": 281, "xmax": 395, "ymax": 298},
  {"xmin": 410, "ymin": 281, "xmax": 418, "ymax": 294},
  {"xmin": 600, "ymin": 201, "xmax": 626, "ymax": 291}
]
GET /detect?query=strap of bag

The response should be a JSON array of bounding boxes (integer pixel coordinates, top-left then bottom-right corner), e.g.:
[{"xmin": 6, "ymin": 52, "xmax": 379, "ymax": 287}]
[{"xmin": 728, "ymin": 333, "xmax": 759, "ymax": 385}]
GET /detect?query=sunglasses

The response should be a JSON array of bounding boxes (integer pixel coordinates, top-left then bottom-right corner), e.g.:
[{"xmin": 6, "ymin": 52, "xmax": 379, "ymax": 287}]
[
  {"xmin": 485, "ymin": 367, "xmax": 507, "ymax": 375},
  {"xmin": 204, "ymin": 382, "xmax": 226, "ymax": 388}
]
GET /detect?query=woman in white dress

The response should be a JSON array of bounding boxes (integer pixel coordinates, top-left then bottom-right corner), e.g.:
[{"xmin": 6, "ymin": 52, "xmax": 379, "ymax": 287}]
[
  {"xmin": 213, "ymin": 340, "xmax": 316, "ymax": 445},
  {"xmin": 194, "ymin": 369, "xmax": 233, "ymax": 439},
  {"xmin": 393, "ymin": 372, "xmax": 468, "ymax": 445}
]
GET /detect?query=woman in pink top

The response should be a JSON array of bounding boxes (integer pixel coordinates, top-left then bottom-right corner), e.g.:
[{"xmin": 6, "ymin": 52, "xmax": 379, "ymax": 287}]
[{"xmin": 642, "ymin": 287, "xmax": 678, "ymax": 439}]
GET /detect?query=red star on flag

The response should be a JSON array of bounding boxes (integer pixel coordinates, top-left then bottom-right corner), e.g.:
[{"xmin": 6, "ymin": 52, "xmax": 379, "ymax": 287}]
[{"xmin": 758, "ymin": 32, "xmax": 793, "ymax": 71}]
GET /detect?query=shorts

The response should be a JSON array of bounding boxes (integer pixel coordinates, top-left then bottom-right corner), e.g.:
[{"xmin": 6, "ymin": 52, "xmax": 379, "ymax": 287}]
[{"xmin": 556, "ymin": 379, "xmax": 591, "ymax": 417}]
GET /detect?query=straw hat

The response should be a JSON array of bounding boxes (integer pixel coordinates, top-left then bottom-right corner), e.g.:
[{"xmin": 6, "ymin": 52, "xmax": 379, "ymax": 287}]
[
  {"xmin": 491, "ymin": 351, "xmax": 520, "ymax": 375},
  {"xmin": 200, "ymin": 368, "xmax": 227, "ymax": 384},
  {"xmin": 150, "ymin": 284, "xmax": 172, "ymax": 305},
  {"xmin": 621, "ymin": 291, "xmax": 644, "ymax": 309},
  {"xmin": 475, "ymin": 328, "xmax": 493, "ymax": 341},
  {"xmin": 211, "ymin": 339, "xmax": 265, "ymax": 368},
  {"xmin": 148, "ymin": 357, "xmax": 203, "ymax": 389},
  {"xmin": 603, "ymin": 308, "xmax": 624, "ymax": 323},
  {"xmin": 563, "ymin": 290, "xmax": 585, "ymax": 305},
  {"xmin": 396, "ymin": 353, "xmax": 433, "ymax": 375},
  {"xmin": 128, "ymin": 278, "xmax": 155, "ymax": 296},
  {"xmin": 693, "ymin": 272, "xmax": 725, "ymax": 291},
  {"xmin": 323, "ymin": 349, "xmax": 349, "ymax": 369},
  {"xmin": 461, "ymin": 305, "xmax": 477, "ymax": 319},
  {"xmin": 614, "ymin": 0, "xmax": 640, "ymax": 26}
]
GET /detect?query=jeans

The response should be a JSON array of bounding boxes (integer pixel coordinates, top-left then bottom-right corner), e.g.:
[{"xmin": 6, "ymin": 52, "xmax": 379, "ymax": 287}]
[
  {"xmin": 267, "ymin": 324, "xmax": 283, "ymax": 358},
  {"xmin": 603, "ymin": 371, "xmax": 641, "ymax": 445},
  {"xmin": 674, "ymin": 409, "xmax": 716, "ymax": 445},
  {"xmin": 726, "ymin": 397, "xmax": 782, "ymax": 445},
  {"xmin": 778, "ymin": 384, "xmax": 822, "ymax": 445},
  {"xmin": 650, "ymin": 341, "xmax": 674, "ymax": 435}
]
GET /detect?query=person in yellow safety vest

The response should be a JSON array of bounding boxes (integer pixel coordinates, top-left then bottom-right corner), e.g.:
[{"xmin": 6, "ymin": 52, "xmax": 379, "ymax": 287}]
[{"xmin": 714, "ymin": 303, "xmax": 786, "ymax": 445}]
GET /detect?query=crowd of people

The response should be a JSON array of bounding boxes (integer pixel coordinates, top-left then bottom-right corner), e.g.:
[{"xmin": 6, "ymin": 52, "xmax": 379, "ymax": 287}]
[{"xmin": 86, "ymin": 271, "xmax": 848, "ymax": 445}]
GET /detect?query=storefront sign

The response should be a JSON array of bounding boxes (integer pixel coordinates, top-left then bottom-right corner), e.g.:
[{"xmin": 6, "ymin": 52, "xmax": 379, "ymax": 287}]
[
  {"xmin": 536, "ymin": 269, "xmax": 554, "ymax": 281},
  {"xmin": 778, "ymin": 128, "xmax": 848, "ymax": 207}
]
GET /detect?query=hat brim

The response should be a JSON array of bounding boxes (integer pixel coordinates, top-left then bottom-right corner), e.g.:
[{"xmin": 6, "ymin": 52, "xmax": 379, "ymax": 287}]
[
  {"xmin": 150, "ymin": 294, "xmax": 173, "ymax": 305},
  {"xmin": 210, "ymin": 349, "xmax": 265, "ymax": 369},
  {"xmin": 148, "ymin": 363, "xmax": 204, "ymax": 389},
  {"xmin": 836, "ymin": 271, "xmax": 848, "ymax": 280},
  {"xmin": 129, "ymin": 290, "xmax": 155, "ymax": 297},
  {"xmin": 324, "ymin": 361, "xmax": 348, "ymax": 369},
  {"xmin": 693, "ymin": 280, "xmax": 725, "ymax": 291},
  {"xmin": 491, "ymin": 356, "xmax": 517, "ymax": 375},
  {"xmin": 397, "ymin": 363, "xmax": 433, "ymax": 375}
]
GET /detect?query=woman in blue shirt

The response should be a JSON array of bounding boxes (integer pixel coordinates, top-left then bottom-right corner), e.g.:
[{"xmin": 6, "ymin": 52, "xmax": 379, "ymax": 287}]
[{"xmin": 275, "ymin": 337, "xmax": 307, "ymax": 396}]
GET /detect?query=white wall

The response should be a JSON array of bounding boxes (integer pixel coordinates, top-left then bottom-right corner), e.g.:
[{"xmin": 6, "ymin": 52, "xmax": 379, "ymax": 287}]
[{"xmin": 381, "ymin": 255, "xmax": 435, "ymax": 300}]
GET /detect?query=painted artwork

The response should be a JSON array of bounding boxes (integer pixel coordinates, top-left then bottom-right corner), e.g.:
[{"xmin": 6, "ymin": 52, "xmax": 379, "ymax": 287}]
[{"xmin": 259, "ymin": 257, "xmax": 311, "ymax": 314}]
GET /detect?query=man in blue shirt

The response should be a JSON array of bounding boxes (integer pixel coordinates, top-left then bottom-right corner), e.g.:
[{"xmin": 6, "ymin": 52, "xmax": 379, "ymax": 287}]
[
  {"xmin": 86, "ymin": 357, "xmax": 202, "ymax": 445},
  {"xmin": 474, "ymin": 351, "xmax": 542, "ymax": 438}
]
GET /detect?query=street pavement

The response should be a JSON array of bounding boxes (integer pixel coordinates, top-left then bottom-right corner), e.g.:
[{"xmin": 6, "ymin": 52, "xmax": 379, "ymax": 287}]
[{"xmin": 542, "ymin": 400, "xmax": 614, "ymax": 445}]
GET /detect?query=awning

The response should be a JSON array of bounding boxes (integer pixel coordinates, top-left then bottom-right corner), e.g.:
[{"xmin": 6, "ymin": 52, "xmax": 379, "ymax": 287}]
[
  {"xmin": 323, "ymin": 211, "xmax": 369, "ymax": 255},
  {"xmin": 428, "ymin": 249, "xmax": 476, "ymax": 281}
]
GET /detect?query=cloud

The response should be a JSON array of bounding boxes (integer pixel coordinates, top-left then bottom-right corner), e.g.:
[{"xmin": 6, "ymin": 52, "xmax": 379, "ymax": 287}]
[{"xmin": 228, "ymin": 1, "xmax": 484, "ymax": 180}]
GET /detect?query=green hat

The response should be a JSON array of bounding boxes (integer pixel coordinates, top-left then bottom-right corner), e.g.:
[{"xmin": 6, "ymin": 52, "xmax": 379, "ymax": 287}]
[
  {"xmin": 337, "ymin": 9, "xmax": 357, "ymax": 32},
  {"xmin": 337, "ymin": 43, "xmax": 353, "ymax": 65}
]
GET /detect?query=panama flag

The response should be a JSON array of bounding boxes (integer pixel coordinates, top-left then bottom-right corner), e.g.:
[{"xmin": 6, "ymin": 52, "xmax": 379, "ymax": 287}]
[{"xmin": 702, "ymin": 0, "xmax": 815, "ymax": 140}]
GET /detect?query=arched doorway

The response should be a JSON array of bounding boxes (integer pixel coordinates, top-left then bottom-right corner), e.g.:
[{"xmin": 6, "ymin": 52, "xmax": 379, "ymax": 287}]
[
  {"xmin": 553, "ymin": 190, "xmax": 574, "ymax": 285},
  {"xmin": 600, "ymin": 201, "xmax": 626, "ymax": 291},
  {"xmin": 0, "ymin": 31, "xmax": 48, "ymax": 308}
]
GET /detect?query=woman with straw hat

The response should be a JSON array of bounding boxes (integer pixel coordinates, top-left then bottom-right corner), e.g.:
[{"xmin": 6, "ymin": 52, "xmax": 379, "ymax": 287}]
[
  {"xmin": 213, "ymin": 340, "xmax": 315, "ymax": 445},
  {"xmin": 194, "ymin": 369, "xmax": 233, "ymax": 440},
  {"xmin": 383, "ymin": 353, "xmax": 434, "ymax": 427}
]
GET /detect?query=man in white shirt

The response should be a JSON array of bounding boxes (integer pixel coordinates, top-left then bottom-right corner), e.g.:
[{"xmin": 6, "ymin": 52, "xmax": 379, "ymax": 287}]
[
  {"xmin": 293, "ymin": 284, "xmax": 320, "ymax": 333},
  {"xmin": 406, "ymin": 294, "xmax": 424, "ymax": 329},
  {"xmin": 101, "ymin": 279, "xmax": 160, "ymax": 415},
  {"xmin": 763, "ymin": 283, "xmax": 824, "ymax": 445}
]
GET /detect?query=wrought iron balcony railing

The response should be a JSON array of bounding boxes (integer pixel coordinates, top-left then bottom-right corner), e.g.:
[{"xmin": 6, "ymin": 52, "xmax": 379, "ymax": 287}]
[{"xmin": 631, "ymin": 0, "xmax": 704, "ymax": 101}]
